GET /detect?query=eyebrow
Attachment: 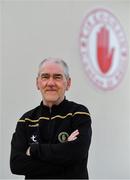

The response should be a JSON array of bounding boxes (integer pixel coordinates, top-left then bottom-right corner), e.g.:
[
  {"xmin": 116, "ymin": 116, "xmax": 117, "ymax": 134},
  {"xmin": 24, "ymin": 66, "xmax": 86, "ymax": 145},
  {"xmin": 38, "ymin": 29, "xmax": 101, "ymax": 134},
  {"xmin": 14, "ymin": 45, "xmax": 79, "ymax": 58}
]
[
  {"xmin": 40, "ymin": 73, "xmax": 63, "ymax": 77},
  {"xmin": 53, "ymin": 74, "xmax": 63, "ymax": 77}
]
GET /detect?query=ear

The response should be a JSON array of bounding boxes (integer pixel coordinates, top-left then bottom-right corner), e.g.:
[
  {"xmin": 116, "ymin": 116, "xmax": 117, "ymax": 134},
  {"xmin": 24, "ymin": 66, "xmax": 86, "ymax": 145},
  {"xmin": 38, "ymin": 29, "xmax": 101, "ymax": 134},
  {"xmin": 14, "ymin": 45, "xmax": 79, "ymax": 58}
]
[
  {"xmin": 36, "ymin": 77, "xmax": 40, "ymax": 90},
  {"xmin": 66, "ymin": 78, "xmax": 71, "ymax": 91}
]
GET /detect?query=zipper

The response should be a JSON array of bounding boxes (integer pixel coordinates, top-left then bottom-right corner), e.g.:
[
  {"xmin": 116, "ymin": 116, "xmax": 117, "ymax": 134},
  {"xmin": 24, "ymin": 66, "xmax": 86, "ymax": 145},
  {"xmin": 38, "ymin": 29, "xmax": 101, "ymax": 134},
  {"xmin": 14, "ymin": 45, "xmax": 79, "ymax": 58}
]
[{"xmin": 48, "ymin": 108, "xmax": 52, "ymax": 143}]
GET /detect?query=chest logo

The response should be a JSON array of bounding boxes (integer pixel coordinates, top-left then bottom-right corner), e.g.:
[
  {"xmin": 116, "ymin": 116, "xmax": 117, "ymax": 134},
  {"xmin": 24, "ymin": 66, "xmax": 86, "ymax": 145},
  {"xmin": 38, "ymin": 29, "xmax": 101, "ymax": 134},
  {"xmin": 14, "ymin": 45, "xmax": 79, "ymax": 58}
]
[
  {"xmin": 31, "ymin": 135, "xmax": 38, "ymax": 143},
  {"xmin": 58, "ymin": 132, "xmax": 69, "ymax": 143}
]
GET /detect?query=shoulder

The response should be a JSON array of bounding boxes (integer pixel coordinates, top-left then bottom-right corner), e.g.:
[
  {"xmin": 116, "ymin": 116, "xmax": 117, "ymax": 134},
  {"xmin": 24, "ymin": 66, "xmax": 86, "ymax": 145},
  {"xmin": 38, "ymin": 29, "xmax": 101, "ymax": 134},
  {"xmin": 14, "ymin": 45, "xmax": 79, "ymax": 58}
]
[
  {"xmin": 14, "ymin": 104, "xmax": 41, "ymax": 131},
  {"xmin": 18, "ymin": 104, "xmax": 41, "ymax": 121},
  {"xmin": 66, "ymin": 100, "xmax": 90, "ymax": 113},
  {"xmin": 66, "ymin": 100, "xmax": 92, "ymax": 126}
]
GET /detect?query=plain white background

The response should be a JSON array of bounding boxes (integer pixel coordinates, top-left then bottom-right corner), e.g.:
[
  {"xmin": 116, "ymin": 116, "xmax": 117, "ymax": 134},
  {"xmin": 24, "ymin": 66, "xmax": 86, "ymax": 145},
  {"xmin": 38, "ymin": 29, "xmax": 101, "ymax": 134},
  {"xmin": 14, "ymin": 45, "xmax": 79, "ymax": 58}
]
[{"xmin": 0, "ymin": 0, "xmax": 130, "ymax": 179}]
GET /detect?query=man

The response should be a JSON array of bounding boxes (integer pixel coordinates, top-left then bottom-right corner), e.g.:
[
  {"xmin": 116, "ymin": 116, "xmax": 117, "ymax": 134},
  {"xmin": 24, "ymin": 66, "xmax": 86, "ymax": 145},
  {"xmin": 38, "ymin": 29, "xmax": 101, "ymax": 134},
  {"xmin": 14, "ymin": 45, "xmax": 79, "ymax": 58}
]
[{"xmin": 10, "ymin": 58, "xmax": 92, "ymax": 179}]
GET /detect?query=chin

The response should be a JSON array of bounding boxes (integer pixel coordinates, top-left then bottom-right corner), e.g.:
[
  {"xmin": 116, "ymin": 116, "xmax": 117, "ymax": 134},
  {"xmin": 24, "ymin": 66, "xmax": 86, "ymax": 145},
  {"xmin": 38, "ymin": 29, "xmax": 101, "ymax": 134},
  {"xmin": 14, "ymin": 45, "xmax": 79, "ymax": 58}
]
[{"xmin": 45, "ymin": 96, "xmax": 59, "ymax": 103}]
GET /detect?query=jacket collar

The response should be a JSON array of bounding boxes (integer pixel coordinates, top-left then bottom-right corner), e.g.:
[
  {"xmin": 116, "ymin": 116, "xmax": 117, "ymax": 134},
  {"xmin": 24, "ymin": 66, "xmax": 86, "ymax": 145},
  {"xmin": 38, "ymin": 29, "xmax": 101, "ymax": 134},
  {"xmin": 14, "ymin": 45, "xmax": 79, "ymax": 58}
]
[{"xmin": 40, "ymin": 97, "xmax": 67, "ymax": 110}]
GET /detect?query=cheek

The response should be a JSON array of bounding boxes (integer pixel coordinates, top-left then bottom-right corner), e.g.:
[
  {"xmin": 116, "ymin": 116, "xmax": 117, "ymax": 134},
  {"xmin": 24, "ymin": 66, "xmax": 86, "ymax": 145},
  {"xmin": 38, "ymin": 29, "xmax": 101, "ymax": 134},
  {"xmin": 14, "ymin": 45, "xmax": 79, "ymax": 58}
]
[
  {"xmin": 37, "ymin": 80, "xmax": 46, "ymax": 89},
  {"xmin": 59, "ymin": 82, "xmax": 68, "ymax": 91}
]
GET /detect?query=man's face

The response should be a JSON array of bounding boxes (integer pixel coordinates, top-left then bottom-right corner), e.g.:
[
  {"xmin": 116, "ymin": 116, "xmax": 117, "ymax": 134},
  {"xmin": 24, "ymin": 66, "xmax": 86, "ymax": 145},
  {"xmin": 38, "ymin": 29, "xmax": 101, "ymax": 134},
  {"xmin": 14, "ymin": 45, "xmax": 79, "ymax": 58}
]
[{"xmin": 36, "ymin": 62, "xmax": 71, "ymax": 106}]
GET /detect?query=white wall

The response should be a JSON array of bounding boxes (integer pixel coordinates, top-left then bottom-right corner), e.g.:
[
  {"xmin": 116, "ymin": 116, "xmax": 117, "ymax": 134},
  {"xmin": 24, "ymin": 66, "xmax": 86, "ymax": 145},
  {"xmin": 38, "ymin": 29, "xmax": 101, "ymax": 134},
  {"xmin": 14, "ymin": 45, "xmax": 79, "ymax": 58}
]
[
  {"xmin": 1, "ymin": 0, "xmax": 130, "ymax": 179},
  {"xmin": 0, "ymin": 1, "xmax": 2, "ymax": 178}
]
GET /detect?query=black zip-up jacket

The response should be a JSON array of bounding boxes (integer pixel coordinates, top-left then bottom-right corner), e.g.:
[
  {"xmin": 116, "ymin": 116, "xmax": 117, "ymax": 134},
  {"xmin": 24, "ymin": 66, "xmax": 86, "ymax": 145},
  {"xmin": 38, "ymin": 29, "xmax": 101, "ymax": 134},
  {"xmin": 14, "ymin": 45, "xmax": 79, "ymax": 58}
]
[{"xmin": 10, "ymin": 99, "xmax": 92, "ymax": 179}]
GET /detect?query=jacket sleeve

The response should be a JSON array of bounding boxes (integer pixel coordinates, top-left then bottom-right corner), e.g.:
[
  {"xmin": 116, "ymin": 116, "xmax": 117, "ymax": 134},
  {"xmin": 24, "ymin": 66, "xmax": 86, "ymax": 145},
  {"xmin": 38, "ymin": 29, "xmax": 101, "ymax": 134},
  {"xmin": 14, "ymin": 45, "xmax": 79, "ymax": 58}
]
[
  {"xmin": 30, "ymin": 106, "xmax": 92, "ymax": 165},
  {"xmin": 10, "ymin": 121, "xmax": 60, "ymax": 176}
]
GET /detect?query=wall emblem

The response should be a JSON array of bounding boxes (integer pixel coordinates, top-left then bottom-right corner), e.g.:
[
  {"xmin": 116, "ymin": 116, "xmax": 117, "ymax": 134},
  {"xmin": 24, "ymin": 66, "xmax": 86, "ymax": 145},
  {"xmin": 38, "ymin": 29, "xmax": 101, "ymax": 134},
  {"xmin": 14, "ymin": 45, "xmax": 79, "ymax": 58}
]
[{"xmin": 79, "ymin": 8, "xmax": 128, "ymax": 91}]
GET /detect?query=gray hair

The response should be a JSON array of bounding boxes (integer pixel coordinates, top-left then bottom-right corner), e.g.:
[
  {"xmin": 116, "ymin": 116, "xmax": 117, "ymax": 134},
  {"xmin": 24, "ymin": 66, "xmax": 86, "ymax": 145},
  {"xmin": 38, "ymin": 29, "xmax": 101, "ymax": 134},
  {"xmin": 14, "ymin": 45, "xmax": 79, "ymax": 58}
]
[{"xmin": 38, "ymin": 58, "xmax": 70, "ymax": 79}]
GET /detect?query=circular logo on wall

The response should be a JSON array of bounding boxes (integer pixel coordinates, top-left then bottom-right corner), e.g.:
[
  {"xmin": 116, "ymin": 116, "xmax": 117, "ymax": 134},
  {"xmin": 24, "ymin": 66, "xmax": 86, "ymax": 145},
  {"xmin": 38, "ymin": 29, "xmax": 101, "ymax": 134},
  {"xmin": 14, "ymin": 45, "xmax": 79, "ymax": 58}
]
[{"xmin": 79, "ymin": 8, "xmax": 128, "ymax": 91}]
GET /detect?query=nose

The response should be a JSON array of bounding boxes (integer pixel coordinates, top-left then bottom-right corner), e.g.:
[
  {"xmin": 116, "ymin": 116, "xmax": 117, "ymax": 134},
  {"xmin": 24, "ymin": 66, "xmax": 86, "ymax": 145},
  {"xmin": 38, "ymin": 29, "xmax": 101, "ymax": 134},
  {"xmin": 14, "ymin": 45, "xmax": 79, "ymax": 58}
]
[{"xmin": 47, "ymin": 77, "xmax": 55, "ymax": 86}]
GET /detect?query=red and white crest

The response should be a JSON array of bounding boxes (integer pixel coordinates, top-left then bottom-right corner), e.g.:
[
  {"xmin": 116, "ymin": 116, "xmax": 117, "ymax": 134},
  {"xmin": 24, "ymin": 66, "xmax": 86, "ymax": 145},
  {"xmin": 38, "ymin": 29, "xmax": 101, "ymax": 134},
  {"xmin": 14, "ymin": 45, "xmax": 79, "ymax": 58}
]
[{"xmin": 79, "ymin": 8, "xmax": 128, "ymax": 91}]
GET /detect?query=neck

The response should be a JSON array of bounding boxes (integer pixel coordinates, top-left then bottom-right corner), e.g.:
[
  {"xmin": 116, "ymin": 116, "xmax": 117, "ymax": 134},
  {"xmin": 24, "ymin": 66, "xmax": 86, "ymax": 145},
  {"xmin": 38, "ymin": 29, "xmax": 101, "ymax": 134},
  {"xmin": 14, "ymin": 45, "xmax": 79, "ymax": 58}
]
[{"xmin": 43, "ymin": 97, "xmax": 64, "ymax": 108}]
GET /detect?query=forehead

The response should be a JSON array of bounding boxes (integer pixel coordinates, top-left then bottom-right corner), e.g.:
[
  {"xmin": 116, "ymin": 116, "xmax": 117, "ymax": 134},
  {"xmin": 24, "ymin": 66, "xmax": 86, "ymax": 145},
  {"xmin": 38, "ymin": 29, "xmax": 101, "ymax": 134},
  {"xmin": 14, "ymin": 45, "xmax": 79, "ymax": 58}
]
[{"xmin": 39, "ymin": 62, "xmax": 64, "ymax": 74}]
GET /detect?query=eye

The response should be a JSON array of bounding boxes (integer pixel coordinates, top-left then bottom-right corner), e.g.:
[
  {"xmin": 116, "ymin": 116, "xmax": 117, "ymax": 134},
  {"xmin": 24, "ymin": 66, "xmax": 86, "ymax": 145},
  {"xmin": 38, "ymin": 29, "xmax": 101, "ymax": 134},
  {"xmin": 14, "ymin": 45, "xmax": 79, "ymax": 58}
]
[
  {"xmin": 40, "ymin": 74, "xmax": 49, "ymax": 80},
  {"xmin": 54, "ymin": 74, "xmax": 63, "ymax": 80}
]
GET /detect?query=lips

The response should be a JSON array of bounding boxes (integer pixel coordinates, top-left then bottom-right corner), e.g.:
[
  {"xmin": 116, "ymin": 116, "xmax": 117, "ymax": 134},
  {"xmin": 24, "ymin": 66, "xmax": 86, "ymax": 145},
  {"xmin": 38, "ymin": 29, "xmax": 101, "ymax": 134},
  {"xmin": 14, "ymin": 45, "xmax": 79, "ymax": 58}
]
[{"xmin": 45, "ymin": 89, "xmax": 57, "ymax": 92}]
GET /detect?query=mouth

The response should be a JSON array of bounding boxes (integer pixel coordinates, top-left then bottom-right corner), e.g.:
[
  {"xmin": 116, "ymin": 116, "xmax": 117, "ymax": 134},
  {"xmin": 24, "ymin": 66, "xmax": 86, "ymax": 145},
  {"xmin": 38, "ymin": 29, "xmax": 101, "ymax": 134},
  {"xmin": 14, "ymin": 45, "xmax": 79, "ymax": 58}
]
[{"xmin": 46, "ymin": 89, "xmax": 57, "ymax": 92}]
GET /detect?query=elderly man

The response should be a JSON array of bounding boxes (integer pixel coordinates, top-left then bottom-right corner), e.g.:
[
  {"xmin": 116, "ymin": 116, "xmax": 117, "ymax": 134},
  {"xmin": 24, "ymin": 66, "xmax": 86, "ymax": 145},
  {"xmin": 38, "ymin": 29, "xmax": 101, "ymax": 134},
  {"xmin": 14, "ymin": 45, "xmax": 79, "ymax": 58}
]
[{"xmin": 10, "ymin": 58, "xmax": 92, "ymax": 179}]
